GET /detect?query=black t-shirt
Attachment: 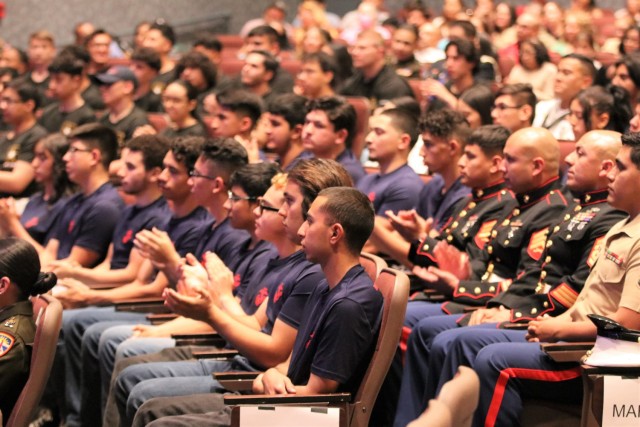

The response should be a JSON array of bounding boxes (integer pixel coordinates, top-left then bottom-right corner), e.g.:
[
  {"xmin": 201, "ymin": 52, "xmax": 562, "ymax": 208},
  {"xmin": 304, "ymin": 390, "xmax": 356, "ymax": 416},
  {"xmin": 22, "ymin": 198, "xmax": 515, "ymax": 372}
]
[
  {"xmin": 135, "ymin": 91, "xmax": 163, "ymax": 113},
  {"xmin": 0, "ymin": 123, "xmax": 48, "ymax": 197},
  {"xmin": 82, "ymin": 83, "xmax": 106, "ymax": 111},
  {"xmin": 340, "ymin": 64, "xmax": 414, "ymax": 106},
  {"xmin": 16, "ymin": 72, "xmax": 55, "ymax": 108},
  {"xmin": 161, "ymin": 121, "xmax": 207, "ymax": 139},
  {"xmin": 38, "ymin": 102, "xmax": 97, "ymax": 135},
  {"xmin": 99, "ymin": 106, "xmax": 149, "ymax": 144}
]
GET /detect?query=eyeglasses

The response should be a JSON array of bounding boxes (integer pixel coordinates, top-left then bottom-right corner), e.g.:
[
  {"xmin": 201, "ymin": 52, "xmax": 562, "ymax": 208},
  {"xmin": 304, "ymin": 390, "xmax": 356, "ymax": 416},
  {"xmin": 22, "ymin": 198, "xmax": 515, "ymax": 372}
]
[
  {"xmin": 67, "ymin": 146, "xmax": 92, "ymax": 154},
  {"xmin": 189, "ymin": 170, "xmax": 217, "ymax": 180},
  {"xmin": 258, "ymin": 199, "xmax": 280, "ymax": 214},
  {"xmin": 491, "ymin": 103, "xmax": 523, "ymax": 111},
  {"xmin": 228, "ymin": 190, "xmax": 257, "ymax": 203}
]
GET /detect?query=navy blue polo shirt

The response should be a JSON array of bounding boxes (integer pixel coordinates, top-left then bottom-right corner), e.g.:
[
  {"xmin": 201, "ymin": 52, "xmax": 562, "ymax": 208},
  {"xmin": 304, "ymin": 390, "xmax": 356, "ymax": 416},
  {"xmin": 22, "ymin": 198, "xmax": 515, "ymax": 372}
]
[
  {"xmin": 20, "ymin": 193, "xmax": 70, "ymax": 246},
  {"xmin": 110, "ymin": 197, "xmax": 171, "ymax": 269},
  {"xmin": 193, "ymin": 217, "xmax": 250, "ymax": 272},
  {"xmin": 287, "ymin": 265, "xmax": 383, "ymax": 394},
  {"xmin": 53, "ymin": 183, "xmax": 124, "ymax": 263},
  {"xmin": 262, "ymin": 250, "xmax": 324, "ymax": 336},
  {"xmin": 166, "ymin": 206, "xmax": 211, "ymax": 257},
  {"xmin": 357, "ymin": 164, "xmax": 424, "ymax": 215},
  {"xmin": 416, "ymin": 175, "xmax": 470, "ymax": 231},
  {"xmin": 336, "ymin": 149, "xmax": 366, "ymax": 185},
  {"xmin": 235, "ymin": 239, "xmax": 279, "ymax": 315}
]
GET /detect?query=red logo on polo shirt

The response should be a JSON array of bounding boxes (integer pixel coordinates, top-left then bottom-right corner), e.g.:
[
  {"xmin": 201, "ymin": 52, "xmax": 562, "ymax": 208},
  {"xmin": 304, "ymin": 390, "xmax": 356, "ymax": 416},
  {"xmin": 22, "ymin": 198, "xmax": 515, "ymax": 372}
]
[
  {"xmin": 305, "ymin": 332, "xmax": 315, "ymax": 349},
  {"xmin": 122, "ymin": 229, "xmax": 133, "ymax": 244},
  {"xmin": 368, "ymin": 192, "xmax": 376, "ymax": 202},
  {"xmin": 254, "ymin": 287, "xmax": 268, "ymax": 306},
  {"xmin": 68, "ymin": 220, "xmax": 76, "ymax": 233},
  {"xmin": 233, "ymin": 274, "xmax": 241, "ymax": 289},
  {"xmin": 273, "ymin": 283, "xmax": 284, "ymax": 302},
  {"xmin": 24, "ymin": 217, "xmax": 39, "ymax": 228}
]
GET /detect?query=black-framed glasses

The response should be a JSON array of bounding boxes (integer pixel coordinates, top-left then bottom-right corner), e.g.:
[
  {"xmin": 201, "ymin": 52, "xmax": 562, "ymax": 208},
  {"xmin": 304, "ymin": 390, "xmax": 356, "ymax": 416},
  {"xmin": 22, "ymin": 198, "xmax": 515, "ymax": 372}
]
[
  {"xmin": 189, "ymin": 170, "xmax": 217, "ymax": 180},
  {"xmin": 258, "ymin": 199, "xmax": 280, "ymax": 214},
  {"xmin": 491, "ymin": 103, "xmax": 523, "ymax": 111},
  {"xmin": 67, "ymin": 146, "xmax": 92, "ymax": 154},
  {"xmin": 228, "ymin": 190, "xmax": 257, "ymax": 203}
]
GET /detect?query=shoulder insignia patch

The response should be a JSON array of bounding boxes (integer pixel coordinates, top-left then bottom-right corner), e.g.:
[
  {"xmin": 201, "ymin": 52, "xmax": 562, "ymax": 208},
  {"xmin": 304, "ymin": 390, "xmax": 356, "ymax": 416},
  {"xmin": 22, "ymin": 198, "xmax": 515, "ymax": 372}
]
[
  {"xmin": 527, "ymin": 227, "xmax": 549, "ymax": 261},
  {"xmin": 587, "ymin": 236, "xmax": 605, "ymax": 268},
  {"xmin": 474, "ymin": 220, "xmax": 497, "ymax": 249},
  {"xmin": 0, "ymin": 332, "xmax": 15, "ymax": 357}
]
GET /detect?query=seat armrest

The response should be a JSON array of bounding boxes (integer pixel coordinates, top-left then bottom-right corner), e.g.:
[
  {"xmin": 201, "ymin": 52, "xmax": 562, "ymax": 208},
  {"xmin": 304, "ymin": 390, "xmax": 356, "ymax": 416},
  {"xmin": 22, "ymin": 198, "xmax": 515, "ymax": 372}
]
[
  {"xmin": 172, "ymin": 332, "xmax": 226, "ymax": 347},
  {"xmin": 115, "ymin": 298, "xmax": 168, "ymax": 313},
  {"xmin": 224, "ymin": 392, "xmax": 351, "ymax": 406},
  {"xmin": 193, "ymin": 349, "xmax": 238, "ymax": 359},
  {"xmin": 501, "ymin": 322, "xmax": 528, "ymax": 330},
  {"xmin": 541, "ymin": 342, "xmax": 594, "ymax": 363},
  {"xmin": 214, "ymin": 371, "xmax": 260, "ymax": 392},
  {"xmin": 146, "ymin": 313, "xmax": 178, "ymax": 325}
]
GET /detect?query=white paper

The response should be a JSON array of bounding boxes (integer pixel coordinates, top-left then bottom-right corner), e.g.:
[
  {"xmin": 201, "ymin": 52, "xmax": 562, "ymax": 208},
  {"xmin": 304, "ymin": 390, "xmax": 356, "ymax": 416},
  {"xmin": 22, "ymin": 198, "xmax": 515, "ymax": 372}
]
[
  {"xmin": 602, "ymin": 375, "xmax": 640, "ymax": 427},
  {"xmin": 239, "ymin": 406, "xmax": 340, "ymax": 427}
]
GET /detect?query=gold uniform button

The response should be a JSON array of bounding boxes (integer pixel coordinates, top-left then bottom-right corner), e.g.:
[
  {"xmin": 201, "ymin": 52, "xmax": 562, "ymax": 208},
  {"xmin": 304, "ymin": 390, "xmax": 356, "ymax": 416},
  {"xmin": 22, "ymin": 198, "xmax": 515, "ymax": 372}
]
[
  {"xmin": 502, "ymin": 219, "xmax": 510, "ymax": 226},
  {"xmin": 501, "ymin": 190, "xmax": 507, "ymax": 195},
  {"xmin": 546, "ymin": 240, "xmax": 553, "ymax": 248},
  {"xmin": 481, "ymin": 273, "xmax": 488, "ymax": 281},
  {"xmin": 564, "ymin": 214, "xmax": 571, "ymax": 221},
  {"xmin": 515, "ymin": 312, "xmax": 522, "ymax": 318},
  {"xmin": 452, "ymin": 221, "xmax": 459, "ymax": 228},
  {"xmin": 531, "ymin": 308, "xmax": 538, "ymax": 315},
  {"xmin": 545, "ymin": 256, "xmax": 551, "ymax": 263},
  {"xmin": 446, "ymin": 235, "xmax": 453, "ymax": 242},
  {"xmin": 488, "ymin": 246, "xmax": 493, "ymax": 254},
  {"xmin": 566, "ymin": 234, "xmax": 571, "ymax": 239},
  {"xmin": 543, "ymin": 302, "xmax": 549, "ymax": 308},
  {"xmin": 540, "ymin": 271, "xmax": 547, "ymax": 279},
  {"xmin": 504, "ymin": 239, "xmax": 510, "ymax": 245},
  {"xmin": 553, "ymin": 226, "xmax": 560, "ymax": 233},
  {"xmin": 585, "ymin": 194, "xmax": 591, "ymax": 202},
  {"xmin": 523, "ymin": 195, "xmax": 530, "ymax": 203},
  {"xmin": 513, "ymin": 209, "xmax": 520, "ymax": 216},
  {"xmin": 487, "ymin": 264, "xmax": 494, "ymax": 272},
  {"xmin": 459, "ymin": 211, "xmax": 467, "ymax": 218},
  {"xmin": 489, "ymin": 286, "xmax": 496, "ymax": 292},
  {"xmin": 491, "ymin": 230, "xmax": 498, "ymax": 238},
  {"xmin": 574, "ymin": 205, "xmax": 582, "ymax": 212},
  {"xmin": 463, "ymin": 232, "xmax": 469, "ymax": 238},
  {"xmin": 549, "ymin": 191, "xmax": 555, "ymax": 195},
  {"xmin": 423, "ymin": 245, "xmax": 430, "ymax": 251},
  {"xmin": 459, "ymin": 287, "xmax": 467, "ymax": 293},
  {"xmin": 474, "ymin": 287, "xmax": 481, "ymax": 294},
  {"xmin": 469, "ymin": 202, "xmax": 477, "ymax": 209}
]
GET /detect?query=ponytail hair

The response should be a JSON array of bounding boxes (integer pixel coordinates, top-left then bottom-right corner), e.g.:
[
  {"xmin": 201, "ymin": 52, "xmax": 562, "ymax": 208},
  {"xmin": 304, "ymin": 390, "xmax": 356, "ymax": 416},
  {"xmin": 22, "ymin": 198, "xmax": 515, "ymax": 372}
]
[{"xmin": 0, "ymin": 238, "xmax": 57, "ymax": 300}]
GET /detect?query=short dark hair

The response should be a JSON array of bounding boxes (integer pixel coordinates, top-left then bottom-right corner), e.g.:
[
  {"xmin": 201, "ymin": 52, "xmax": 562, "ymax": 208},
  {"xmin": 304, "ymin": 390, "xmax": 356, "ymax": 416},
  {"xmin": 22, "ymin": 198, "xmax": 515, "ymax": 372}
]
[
  {"xmin": 229, "ymin": 162, "xmax": 280, "ymax": 199},
  {"xmin": 449, "ymin": 20, "xmax": 477, "ymax": 39},
  {"xmin": 616, "ymin": 52, "xmax": 640, "ymax": 89},
  {"xmin": 267, "ymin": 93, "xmax": 309, "ymax": 128},
  {"xmin": 379, "ymin": 108, "xmax": 419, "ymax": 148},
  {"xmin": 445, "ymin": 38, "xmax": 478, "ymax": 67},
  {"xmin": 131, "ymin": 47, "xmax": 162, "ymax": 72},
  {"xmin": 466, "ymin": 125, "xmax": 510, "ymax": 157},
  {"xmin": 200, "ymin": 137, "xmax": 249, "ymax": 184},
  {"xmin": 58, "ymin": 44, "xmax": 91, "ymax": 65},
  {"xmin": 301, "ymin": 51, "xmax": 337, "ymax": 85},
  {"xmin": 68, "ymin": 123, "xmax": 119, "ymax": 168},
  {"xmin": 496, "ymin": 83, "xmax": 537, "ymax": 122},
  {"xmin": 562, "ymin": 53, "xmax": 597, "ymax": 81},
  {"xmin": 84, "ymin": 29, "xmax": 111, "ymax": 47},
  {"xmin": 176, "ymin": 51, "xmax": 217, "ymax": 90},
  {"xmin": 149, "ymin": 21, "xmax": 176, "ymax": 46},
  {"xmin": 247, "ymin": 25, "xmax": 279, "ymax": 44},
  {"xmin": 171, "ymin": 136, "xmax": 205, "ymax": 173},
  {"xmin": 216, "ymin": 89, "xmax": 264, "ymax": 130},
  {"xmin": 193, "ymin": 32, "xmax": 223, "ymax": 52},
  {"xmin": 247, "ymin": 49, "xmax": 279, "ymax": 81},
  {"xmin": 124, "ymin": 135, "xmax": 171, "ymax": 171},
  {"xmin": 7, "ymin": 80, "xmax": 41, "ymax": 110},
  {"xmin": 288, "ymin": 158, "xmax": 353, "ymax": 218},
  {"xmin": 317, "ymin": 187, "xmax": 374, "ymax": 254},
  {"xmin": 305, "ymin": 96, "xmax": 356, "ymax": 149},
  {"xmin": 48, "ymin": 54, "xmax": 85, "ymax": 76},
  {"xmin": 621, "ymin": 132, "xmax": 640, "ymax": 169},
  {"xmin": 419, "ymin": 108, "xmax": 471, "ymax": 144},
  {"xmin": 166, "ymin": 79, "xmax": 199, "ymax": 101}
]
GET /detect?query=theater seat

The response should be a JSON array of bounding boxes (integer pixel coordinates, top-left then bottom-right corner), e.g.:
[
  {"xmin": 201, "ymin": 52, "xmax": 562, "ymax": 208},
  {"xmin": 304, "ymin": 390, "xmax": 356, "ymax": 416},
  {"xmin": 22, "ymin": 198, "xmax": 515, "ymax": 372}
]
[{"xmin": 6, "ymin": 295, "xmax": 63, "ymax": 427}]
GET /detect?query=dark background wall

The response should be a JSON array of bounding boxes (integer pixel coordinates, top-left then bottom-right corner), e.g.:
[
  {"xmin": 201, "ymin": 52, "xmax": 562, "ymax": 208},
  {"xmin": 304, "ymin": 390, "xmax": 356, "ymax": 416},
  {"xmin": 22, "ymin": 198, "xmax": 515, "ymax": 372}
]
[{"xmin": 0, "ymin": 0, "xmax": 628, "ymax": 50}]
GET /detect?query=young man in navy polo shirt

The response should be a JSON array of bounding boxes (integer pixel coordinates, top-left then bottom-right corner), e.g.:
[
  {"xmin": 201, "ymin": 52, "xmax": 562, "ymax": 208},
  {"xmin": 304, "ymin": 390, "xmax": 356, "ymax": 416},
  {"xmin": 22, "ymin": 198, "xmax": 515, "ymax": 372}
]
[
  {"xmin": 302, "ymin": 96, "xmax": 366, "ymax": 185},
  {"xmin": 42, "ymin": 123, "xmax": 124, "ymax": 269},
  {"xmin": 264, "ymin": 93, "xmax": 312, "ymax": 171},
  {"xmin": 357, "ymin": 108, "xmax": 424, "ymax": 215},
  {"xmin": 51, "ymin": 134, "xmax": 171, "ymax": 287}
]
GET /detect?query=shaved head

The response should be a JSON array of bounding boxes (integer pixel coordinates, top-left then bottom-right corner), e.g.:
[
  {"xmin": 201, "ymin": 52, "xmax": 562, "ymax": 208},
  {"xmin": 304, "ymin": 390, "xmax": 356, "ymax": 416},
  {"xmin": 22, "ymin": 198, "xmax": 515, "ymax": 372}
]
[
  {"xmin": 581, "ymin": 130, "xmax": 622, "ymax": 161},
  {"xmin": 510, "ymin": 127, "xmax": 560, "ymax": 176}
]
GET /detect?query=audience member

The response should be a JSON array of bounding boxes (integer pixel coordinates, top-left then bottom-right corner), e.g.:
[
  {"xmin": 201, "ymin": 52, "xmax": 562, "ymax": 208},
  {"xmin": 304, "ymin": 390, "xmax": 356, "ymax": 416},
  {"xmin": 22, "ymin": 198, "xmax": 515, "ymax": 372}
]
[
  {"xmin": 506, "ymin": 39, "xmax": 557, "ymax": 101},
  {"xmin": 85, "ymin": 29, "xmax": 113, "ymax": 76},
  {"xmin": 129, "ymin": 47, "xmax": 163, "ymax": 113},
  {"xmin": 491, "ymin": 83, "xmax": 537, "ymax": 132}
]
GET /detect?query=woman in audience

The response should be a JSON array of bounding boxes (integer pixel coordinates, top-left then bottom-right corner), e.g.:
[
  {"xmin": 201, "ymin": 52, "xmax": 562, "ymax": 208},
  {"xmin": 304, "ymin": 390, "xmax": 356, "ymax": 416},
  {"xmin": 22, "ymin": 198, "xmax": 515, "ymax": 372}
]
[
  {"xmin": 0, "ymin": 238, "xmax": 57, "ymax": 419},
  {"xmin": 568, "ymin": 85, "xmax": 632, "ymax": 141},
  {"xmin": 298, "ymin": 26, "xmax": 333, "ymax": 58},
  {"xmin": 457, "ymin": 84, "xmax": 495, "ymax": 128},
  {"xmin": 506, "ymin": 38, "xmax": 557, "ymax": 101},
  {"xmin": 612, "ymin": 52, "xmax": 640, "ymax": 107},
  {"xmin": 0, "ymin": 133, "xmax": 75, "ymax": 252}
]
